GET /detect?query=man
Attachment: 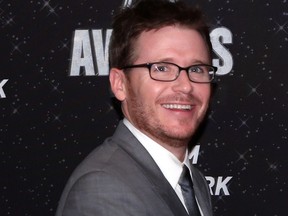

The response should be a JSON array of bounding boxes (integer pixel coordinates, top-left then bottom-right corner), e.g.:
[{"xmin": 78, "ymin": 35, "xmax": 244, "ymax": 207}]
[{"xmin": 56, "ymin": 0, "xmax": 216, "ymax": 215}]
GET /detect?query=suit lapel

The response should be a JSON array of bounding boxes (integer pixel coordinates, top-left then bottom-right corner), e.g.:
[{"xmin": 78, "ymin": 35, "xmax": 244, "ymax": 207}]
[
  {"xmin": 113, "ymin": 122, "xmax": 189, "ymax": 216},
  {"xmin": 190, "ymin": 163, "xmax": 213, "ymax": 216}
]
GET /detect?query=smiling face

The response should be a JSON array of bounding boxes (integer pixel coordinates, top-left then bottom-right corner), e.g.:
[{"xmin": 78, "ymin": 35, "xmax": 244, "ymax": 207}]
[{"xmin": 110, "ymin": 25, "xmax": 211, "ymax": 154}]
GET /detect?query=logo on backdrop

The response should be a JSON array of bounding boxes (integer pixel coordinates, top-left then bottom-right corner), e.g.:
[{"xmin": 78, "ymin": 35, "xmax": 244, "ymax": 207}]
[
  {"xmin": 191, "ymin": 145, "xmax": 232, "ymax": 196},
  {"xmin": 0, "ymin": 79, "xmax": 9, "ymax": 99},
  {"xmin": 68, "ymin": 27, "xmax": 233, "ymax": 77},
  {"xmin": 69, "ymin": 0, "xmax": 233, "ymax": 77}
]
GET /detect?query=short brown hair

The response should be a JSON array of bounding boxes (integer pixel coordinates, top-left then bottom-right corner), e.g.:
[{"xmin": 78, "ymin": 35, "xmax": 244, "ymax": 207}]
[{"xmin": 109, "ymin": 0, "xmax": 212, "ymax": 68}]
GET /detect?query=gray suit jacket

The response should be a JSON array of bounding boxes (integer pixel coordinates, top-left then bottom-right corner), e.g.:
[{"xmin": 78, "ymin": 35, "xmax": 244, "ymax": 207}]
[{"xmin": 56, "ymin": 121, "xmax": 213, "ymax": 216}]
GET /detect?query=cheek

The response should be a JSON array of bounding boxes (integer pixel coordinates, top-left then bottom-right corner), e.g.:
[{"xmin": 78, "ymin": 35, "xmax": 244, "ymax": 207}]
[
  {"xmin": 196, "ymin": 86, "xmax": 211, "ymax": 107},
  {"xmin": 130, "ymin": 77, "xmax": 164, "ymax": 103},
  {"xmin": 203, "ymin": 89, "xmax": 211, "ymax": 102}
]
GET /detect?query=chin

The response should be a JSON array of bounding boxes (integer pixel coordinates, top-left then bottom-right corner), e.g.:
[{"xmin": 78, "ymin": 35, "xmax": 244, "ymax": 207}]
[{"xmin": 166, "ymin": 128, "xmax": 195, "ymax": 140}]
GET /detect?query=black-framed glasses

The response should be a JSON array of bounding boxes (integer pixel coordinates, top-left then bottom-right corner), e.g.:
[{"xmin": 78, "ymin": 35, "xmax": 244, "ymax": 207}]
[{"xmin": 121, "ymin": 62, "xmax": 217, "ymax": 83}]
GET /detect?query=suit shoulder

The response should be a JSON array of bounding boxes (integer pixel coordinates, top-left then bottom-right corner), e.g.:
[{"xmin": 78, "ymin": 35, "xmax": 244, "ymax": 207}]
[{"xmin": 72, "ymin": 137, "xmax": 123, "ymax": 177}]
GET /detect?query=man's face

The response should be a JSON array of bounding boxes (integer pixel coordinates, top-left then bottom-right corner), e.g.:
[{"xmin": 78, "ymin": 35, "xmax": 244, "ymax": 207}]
[{"xmin": 113, "ymin": 26, "xmax": 211, "ymax": 148}]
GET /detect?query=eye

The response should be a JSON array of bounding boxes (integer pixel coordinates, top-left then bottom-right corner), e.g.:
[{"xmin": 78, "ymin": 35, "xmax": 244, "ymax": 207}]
[
  {"xmin": 189, "ymin": 66, "xmax": 205, "ymax": 74},
  {"xmin": 153, "ymin": 63, "xmax": 171, "ymax": 72}
]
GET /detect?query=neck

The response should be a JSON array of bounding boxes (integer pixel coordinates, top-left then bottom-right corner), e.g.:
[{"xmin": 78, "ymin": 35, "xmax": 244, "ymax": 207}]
[
  {"xmin": 140, "ymin": 128, "xmax": 189, "ymax": 162},
  {"xmin": 159, "ymin": 143, "xmax": 187, "ymax": 162},
  {"xmin": 123, "ymin": 118, "xmax": 189, "ymax": 162}
]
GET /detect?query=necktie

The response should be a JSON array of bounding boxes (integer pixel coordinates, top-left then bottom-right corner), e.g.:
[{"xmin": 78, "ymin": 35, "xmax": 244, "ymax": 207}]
[{"xmin": 179, "ymin": 165, "xmax": 201, "ymax": 216}]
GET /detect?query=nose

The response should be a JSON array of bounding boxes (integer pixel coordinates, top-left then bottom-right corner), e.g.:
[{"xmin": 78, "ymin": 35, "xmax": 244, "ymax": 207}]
[{"xmin": 172, "ymin": 70, "xmax": 193, "ymax": 93}]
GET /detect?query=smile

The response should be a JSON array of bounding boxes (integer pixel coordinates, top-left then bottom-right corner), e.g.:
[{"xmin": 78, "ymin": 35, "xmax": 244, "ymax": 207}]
[{"xmin": 162, "ymin": 104, "xmax": 192, "ymax": 110}]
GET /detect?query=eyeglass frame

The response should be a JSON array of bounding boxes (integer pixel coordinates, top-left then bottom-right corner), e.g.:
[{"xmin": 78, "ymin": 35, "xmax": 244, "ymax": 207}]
[{"xmin": 120, "ymin": 62, "xmax": 217, "ymax": 83}]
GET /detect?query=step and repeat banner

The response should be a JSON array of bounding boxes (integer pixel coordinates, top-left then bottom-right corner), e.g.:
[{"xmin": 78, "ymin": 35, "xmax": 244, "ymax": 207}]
[{"xmin": 1, "ymin": 0, "xmax": 287, "ymax": 215}]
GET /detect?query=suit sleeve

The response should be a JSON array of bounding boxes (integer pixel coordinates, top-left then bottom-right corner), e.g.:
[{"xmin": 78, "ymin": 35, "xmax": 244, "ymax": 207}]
[{"xmin": 61, "ymin": 171, "xmax": 147, "ymax": 216}]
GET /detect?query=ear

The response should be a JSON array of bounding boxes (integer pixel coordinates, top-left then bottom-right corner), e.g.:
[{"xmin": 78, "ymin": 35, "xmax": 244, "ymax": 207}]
[{"xmin": 109, "ymin": 68, "xmax": 127, "ymax": 101}]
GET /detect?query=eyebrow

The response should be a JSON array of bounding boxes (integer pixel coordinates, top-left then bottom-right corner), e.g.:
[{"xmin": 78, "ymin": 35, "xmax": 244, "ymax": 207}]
[{"xmin": 156, "ymin": 58, "xmax": 210, "ymax": 65}]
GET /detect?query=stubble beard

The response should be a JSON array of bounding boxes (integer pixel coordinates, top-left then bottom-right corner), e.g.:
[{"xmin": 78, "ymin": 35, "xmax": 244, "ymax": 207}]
[{"xmin": 126, "ymin": 87, "xmax": 201, "ymax": 149}]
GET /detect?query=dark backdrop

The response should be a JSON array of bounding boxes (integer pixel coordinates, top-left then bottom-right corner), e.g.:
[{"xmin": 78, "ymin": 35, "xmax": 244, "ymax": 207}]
[{"xmin": 1, "ymin": 0, "xmax": 287, "ymax": 215}]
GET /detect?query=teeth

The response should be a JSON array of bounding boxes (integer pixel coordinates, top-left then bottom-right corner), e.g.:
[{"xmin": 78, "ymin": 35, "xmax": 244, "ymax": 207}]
[{"xmin": 162, "ymin": 104, "xmax": 192, "ymax": 110}]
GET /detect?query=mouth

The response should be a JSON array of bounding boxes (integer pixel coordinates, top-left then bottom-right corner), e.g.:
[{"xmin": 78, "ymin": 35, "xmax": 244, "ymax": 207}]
[{"xmin": 162, "ymin": 104, "xmax": 192, "ymax": 110}]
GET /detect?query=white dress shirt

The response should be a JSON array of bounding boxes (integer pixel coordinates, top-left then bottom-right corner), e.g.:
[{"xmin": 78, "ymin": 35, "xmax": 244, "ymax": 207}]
[{"xmin": 123, "ymin": 119, "xmax": 203, "ymax": 216}]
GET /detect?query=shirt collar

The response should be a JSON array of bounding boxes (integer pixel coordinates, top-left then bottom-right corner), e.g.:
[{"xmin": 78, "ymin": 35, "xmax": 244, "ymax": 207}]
[{"xmin": 123, "ymin": 118, "xmax": 190, "ymax": 189}]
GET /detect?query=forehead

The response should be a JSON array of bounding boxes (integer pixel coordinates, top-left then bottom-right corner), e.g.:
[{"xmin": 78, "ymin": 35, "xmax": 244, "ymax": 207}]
[{"xmin": 133, "ymin": 25, "xmax": 210, "ymax": 64}]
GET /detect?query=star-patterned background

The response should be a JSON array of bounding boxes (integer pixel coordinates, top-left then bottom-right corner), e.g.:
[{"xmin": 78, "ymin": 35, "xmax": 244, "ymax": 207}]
[{"xmin": 1, "ymin": 0, "xmax": 287, "ymax": 215}]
